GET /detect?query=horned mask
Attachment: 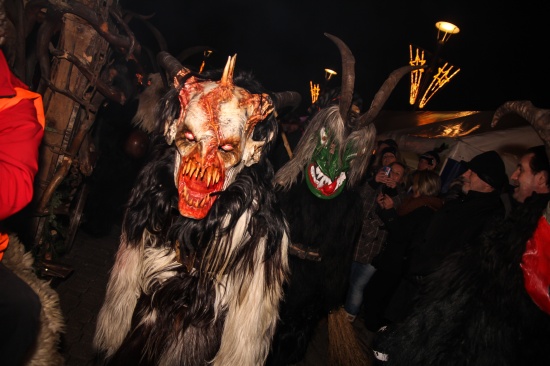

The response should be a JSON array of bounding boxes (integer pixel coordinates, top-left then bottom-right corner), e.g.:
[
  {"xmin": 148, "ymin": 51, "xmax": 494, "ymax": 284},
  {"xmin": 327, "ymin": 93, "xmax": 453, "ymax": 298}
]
[
  {"xmin": 274, "ymin": 33, "xmax": 417, "ymax": 198},
  {"xmin": 164, "ymin": 55, "xmax": 274, "ymax": 219}
]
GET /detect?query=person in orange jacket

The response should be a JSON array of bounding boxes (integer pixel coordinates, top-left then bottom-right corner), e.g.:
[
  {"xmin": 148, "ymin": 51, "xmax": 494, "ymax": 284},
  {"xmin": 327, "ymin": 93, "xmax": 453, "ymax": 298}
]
[{"xmin": 0, "ymin": 45, "xmax": 46, "ymax": 365}]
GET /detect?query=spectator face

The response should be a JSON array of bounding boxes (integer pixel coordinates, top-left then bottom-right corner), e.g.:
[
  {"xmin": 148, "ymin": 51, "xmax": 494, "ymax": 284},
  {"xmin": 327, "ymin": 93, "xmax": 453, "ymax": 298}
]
[
  {"xmin": 510, "ymin": 152, "xmax": 541, "ymax": 203},
  {"xmin": 388, "ymin": 163, "xmax": 405, "ymax": 184},
  {"xmin": 382, "ymin": 152, "xmax": 396, "ymax": 167},
  {"xmin": 417, "ymin": 157, "xmax": 435, "ymax": 171},
  {"xmin": 461, "ymin": 169, "xmax": 493, "ymax": 194}
]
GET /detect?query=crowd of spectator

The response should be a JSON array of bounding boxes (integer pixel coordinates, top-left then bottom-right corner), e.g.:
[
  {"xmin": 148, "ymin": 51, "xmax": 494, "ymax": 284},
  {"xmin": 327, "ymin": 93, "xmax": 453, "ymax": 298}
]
[{"xmin": 338, "ymin": 136, "xmax": 550, "ymax": 365}]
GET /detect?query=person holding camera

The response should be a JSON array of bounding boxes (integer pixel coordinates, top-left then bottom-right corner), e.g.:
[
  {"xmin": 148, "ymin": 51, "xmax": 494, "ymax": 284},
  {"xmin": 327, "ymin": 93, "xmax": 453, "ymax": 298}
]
[{"xmin": 344, "ymin": 160, "xmax": 408, "ymax": 322}]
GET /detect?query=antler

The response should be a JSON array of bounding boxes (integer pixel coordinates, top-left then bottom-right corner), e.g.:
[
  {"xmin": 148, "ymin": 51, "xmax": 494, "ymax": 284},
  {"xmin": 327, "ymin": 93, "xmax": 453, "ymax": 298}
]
[
  {"xmin": 323, "ymin": 32, "xmax": 418, "ymax": 129},
  {"xmin": 491, "ymin": 100, "xmax": 550, "ymax": 158},
  {"xmin": 356, "ymin": 65, "xmax": 421, "ymax": 126},
  {"xmin": 157, "ymin": 51, "xmax": 191, "ymax": 87},
  {"xmin": 271, "ymin": 91, "xmax": 302, "ymax": 112},
  {"xmin": 324, "ymin": 33, "xmax": 355, "ymax": 122}
]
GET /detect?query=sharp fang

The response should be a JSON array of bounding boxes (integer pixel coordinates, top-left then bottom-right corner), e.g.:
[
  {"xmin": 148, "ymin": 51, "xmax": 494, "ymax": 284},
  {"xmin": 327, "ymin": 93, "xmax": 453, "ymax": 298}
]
[
  {"xmin": 199, "ymin": 194, "xmax": 208, "ymax": 207},
  {"xmin": 206, "ymin": 169, "xmax": 212, "ymax": 187}
]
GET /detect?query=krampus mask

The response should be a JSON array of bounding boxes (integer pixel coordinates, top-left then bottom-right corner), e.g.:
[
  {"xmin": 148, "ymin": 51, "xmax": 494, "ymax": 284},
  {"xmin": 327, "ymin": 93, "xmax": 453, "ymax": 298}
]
[
  {"xmin": 274, "ymin": 33, "xmax": 416, "ymax": 198},
  {"xmin": 268, "ymin": 33, "xmax": 417, "ymax": 365},
  {"xmin": 94, "ymin": 52, "xmax": 299, "ymax": 365},
  {"xmin": 163, "ymin": 54, "xmax": 274, "ymax": 218}
]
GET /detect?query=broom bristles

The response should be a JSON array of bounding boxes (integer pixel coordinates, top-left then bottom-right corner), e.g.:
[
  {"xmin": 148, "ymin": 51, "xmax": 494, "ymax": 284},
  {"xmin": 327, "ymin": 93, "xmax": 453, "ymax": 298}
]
[{"xmin": 327, "ymin": 307, "xmax": 372, "ymax": 366}]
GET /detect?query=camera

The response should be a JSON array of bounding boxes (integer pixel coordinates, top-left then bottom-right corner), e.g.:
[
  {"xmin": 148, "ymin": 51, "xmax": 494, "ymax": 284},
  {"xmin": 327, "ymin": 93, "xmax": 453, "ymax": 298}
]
[{"xmin": 381, "ymin": 166, "xmax": 391, "ymax": 176}]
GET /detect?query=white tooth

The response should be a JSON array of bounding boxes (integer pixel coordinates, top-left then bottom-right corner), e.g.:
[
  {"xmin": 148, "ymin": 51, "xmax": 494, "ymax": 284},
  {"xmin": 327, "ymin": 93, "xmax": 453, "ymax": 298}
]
[
  {"xmin": 336, "ymin": 172, "xmax": 346, "ymax": 188},
  {"xmin": 310, "ymin": 166, "xmax": 319, "ymax": 185},
  {"xmin": 315, "ymin": 166, "xmax": 322, "ymax": 179}
]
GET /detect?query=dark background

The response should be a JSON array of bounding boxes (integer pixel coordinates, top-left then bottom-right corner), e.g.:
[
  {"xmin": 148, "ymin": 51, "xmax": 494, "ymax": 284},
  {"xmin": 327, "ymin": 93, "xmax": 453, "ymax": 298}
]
[
  {"xmin": 122, "ymin": 0, "xmax": 549, "ymax": 113},
  {"xmin": 79, "ymin": 1, "xmax": 549, "ymax": 236}
]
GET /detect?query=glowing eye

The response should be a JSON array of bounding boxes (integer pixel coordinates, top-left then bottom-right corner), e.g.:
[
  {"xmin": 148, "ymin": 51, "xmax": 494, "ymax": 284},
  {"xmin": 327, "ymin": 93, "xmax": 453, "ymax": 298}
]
[
  {"xmin": 184, "ymin": 131, "xmax": 195, "ymax": 141},
  {"xmin": 220, "ymin": 144, "xmax": 234, "ymax": 152}
]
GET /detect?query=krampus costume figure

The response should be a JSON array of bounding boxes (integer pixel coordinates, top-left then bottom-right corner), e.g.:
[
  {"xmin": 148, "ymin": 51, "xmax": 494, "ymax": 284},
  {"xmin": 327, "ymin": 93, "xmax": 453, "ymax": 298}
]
[
  {"xmin": 266, "ymin": 33, "xmax": 415, "ymax": 366},
  {"xmin": 94, "ymin": 52, "xmax": 300, "ymax": 365},
  {"xmin": 376, "ymin": 100, "xmax": 550, "ymax": 366}
]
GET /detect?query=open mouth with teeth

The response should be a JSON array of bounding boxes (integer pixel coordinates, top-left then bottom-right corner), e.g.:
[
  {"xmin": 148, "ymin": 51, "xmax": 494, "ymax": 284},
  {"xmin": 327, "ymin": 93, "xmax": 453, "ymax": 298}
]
[
  {"xmin": 305, "ymin": 162, "xmax": 346, "ymax": 199},
  {"xmin": 177, "ymin": 157, "xmax": 224, "ymax": 219}
]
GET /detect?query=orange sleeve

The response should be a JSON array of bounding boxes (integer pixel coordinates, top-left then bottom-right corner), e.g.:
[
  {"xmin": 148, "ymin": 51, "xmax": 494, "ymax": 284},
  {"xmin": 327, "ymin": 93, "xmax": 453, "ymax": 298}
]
[{"xmin": 0, "ymin": 98, "xmax": 44, "ymax": 220}]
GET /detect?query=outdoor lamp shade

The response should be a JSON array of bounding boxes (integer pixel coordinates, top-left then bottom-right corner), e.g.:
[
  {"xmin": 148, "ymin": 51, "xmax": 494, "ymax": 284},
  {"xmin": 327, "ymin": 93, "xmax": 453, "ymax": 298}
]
[
  {"xmin": 324, "ymin": 68, "xmax": 337, "ymax": 81},
  {"xmin": 409, "ymin": 21, "xmax": 461, "ymax": 109},
  {"xmin": 435, "ymin": 21, "xmax": 460, "ymax": 44}
]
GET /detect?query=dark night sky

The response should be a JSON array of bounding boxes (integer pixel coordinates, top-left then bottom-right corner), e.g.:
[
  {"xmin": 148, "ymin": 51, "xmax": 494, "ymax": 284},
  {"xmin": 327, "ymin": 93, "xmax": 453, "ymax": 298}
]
[{"xmin": 123, "ymin": 0, "xmax": 549, "ymax": 113}]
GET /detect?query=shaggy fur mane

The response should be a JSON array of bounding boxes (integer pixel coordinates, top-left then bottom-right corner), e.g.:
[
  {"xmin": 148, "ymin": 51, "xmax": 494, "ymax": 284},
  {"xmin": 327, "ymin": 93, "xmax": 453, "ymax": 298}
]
[
  {"xmin": 3, "ymin": 234, "xmax": 65, "ymax": 366},
  {"xmin": 274, "ymin": 105, "xmax": 375, "ymax": 190},
  {"xmin": 95, "ymin": 66, "xmax": 289, "ymax": 366}
]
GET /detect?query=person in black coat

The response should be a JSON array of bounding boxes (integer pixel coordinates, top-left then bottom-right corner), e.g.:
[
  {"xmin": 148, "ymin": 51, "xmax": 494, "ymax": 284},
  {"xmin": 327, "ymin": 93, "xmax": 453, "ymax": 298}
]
[
  {"xmin": 362, "ymin": 170, "xmax": 444, "ymax": 332},
  {"xmin": 375, "ymin": 145, "xmax": 550, "ymax": 366},
  {"xmin": 381, "ymin": 151, "xmax": 508, "ymax": 326}
]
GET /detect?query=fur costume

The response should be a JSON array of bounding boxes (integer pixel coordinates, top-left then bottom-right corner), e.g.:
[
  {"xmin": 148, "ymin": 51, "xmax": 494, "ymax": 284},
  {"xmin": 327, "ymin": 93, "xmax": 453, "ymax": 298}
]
[
  {"xmin": 3, "ymin": 234, "xmax": 65, "ymax": 366},
  {"xmin": 377, "ymin": 101, "xmax": 550, "ymax": 366},
  {"xmin": 94, "ymin": 52, "xmax": 299, "ymax": 365},
  {"xmin": 267, "ymin": 33, "xmax": 416, "ymax": 366}
]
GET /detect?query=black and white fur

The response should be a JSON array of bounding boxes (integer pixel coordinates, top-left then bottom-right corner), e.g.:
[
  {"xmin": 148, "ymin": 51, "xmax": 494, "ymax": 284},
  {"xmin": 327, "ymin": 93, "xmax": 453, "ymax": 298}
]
[{"xmin": 94, "ymin": 70, "xmax": 289, "ymax": 366}]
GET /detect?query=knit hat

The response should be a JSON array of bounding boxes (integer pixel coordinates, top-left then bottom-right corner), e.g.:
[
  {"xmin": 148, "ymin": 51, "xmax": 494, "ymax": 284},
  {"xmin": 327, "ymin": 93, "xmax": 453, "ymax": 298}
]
[
  {"xmin": 378, "ymin": 139, "xmax": 398, "ymax": 149},
  {"xmin": 419, "ymin": 151, "xmax": 440, "ymax": 166},
  {"xmin": 380, "ymin": 146, "xmax": 397, "ymax": 157},
  {"xmin": 467, "ymin": 151, "xmax": 507, "ymax": 191}
]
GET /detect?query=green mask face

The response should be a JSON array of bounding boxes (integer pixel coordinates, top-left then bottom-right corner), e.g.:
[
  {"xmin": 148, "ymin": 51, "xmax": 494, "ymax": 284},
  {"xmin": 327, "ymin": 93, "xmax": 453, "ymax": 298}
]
[{"xmin": 305, "ymin": 127, "xmax": 355, "ymax": 199}]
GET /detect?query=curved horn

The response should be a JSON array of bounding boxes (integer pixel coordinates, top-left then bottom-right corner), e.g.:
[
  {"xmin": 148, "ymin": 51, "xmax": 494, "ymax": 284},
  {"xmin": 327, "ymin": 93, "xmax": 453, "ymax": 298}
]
[
  {"xmin": 272, "ymin": 91, "xmax": 302, "ymax": 112},
  {"xmin": 324, "ymin": 33, "xmax": 355, "ymax": 122},
  {"xmin": 491, "ymin": 100, "xmax": 550, "ymax": 157},
  {"xmin": 220, "ymin": 54, "xmax": 237, "ymax": 87},
  {"xmin": 356, "ymin": 65, "xmax": 422, "ymax": 126},
  {"xmin": 157, "ymin": 51, "xmax": 191, "ymax": 87}
]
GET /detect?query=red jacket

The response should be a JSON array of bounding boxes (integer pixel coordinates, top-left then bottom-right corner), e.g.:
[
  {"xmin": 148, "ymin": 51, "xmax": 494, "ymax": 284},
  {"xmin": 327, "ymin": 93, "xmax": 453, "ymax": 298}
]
[{"xmin": 0, "ymin": 49, "xmax": 45, "ymax": 260}]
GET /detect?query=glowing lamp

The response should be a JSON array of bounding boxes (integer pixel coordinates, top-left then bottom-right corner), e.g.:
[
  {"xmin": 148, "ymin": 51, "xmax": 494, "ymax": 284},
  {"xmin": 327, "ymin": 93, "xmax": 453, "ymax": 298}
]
[
  {"xmin": 310, "ymin": 81, "xmax": 320, "ymax": 104},
  {"xmin": 199, "ymin": 49, "xmax": 214, "ymax": 74},
  {"xmin": 409, "ymin": 20, "xmax": 460, "ymax": 109},
  {"xmin": 324, "ymin": 68, "xmax": 337, "ymax": 81},
  {"xmin": 435, "ymin": 21, "xmax": 460, "ymax": 45}
]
